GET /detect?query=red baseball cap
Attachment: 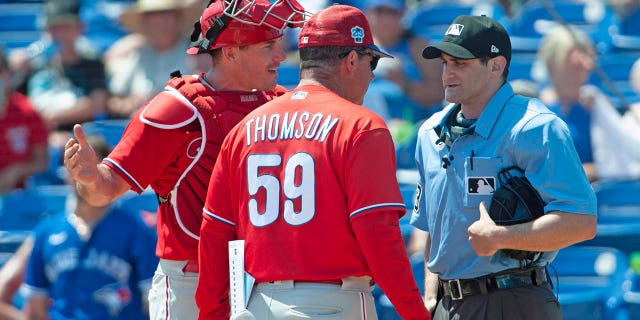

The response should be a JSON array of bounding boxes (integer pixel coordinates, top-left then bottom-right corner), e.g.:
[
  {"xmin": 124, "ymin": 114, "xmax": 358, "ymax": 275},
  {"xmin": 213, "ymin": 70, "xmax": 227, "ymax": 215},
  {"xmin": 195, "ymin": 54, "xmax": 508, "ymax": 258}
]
[
  {"xmin": 298, "ymin": 4, "xmax": 393, "ymax": 58},
  {"xmin": 187, "ymin": 0, "xmax": 307, "ymax": 54}
]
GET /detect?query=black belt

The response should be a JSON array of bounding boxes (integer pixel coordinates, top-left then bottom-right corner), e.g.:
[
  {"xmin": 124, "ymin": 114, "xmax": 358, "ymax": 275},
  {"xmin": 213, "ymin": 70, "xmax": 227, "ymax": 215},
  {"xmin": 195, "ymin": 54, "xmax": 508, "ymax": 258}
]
[{"xmin": 439, "ymin": 267, "xmax": 552, "ymax": 300}]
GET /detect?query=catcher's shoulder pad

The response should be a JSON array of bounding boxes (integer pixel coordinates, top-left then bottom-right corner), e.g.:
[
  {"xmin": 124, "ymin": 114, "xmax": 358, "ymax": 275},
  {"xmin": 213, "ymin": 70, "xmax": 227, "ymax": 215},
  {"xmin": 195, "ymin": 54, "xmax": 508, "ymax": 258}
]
[
  {"xmin": 139, "ymin": 75, "xmax": 224, "ymax": 128},
  {"xmin": 138, "ymin": 89, "xmax": 199, "ymax": 129}
]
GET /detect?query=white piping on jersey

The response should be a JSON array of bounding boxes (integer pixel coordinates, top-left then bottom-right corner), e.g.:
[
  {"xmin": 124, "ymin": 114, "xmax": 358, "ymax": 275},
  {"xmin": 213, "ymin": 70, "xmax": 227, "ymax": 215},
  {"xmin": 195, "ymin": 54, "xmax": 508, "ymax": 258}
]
[
  {"xmin": 138, "ymin": 90, "xmax": 198, "ymax": 129},
  {"xmin": 204, "ymin": 209, "xmax": 236, "ymax": 226},
  {"xmin": 162, "ymin": 84, "xmax": 207, "ymax": 241},
  {"xmin": 349, "ymin": 202, "xmax": 406, "ymax": 218},
  {"xmin": 103, "ymin": 158, "xmax": 145, "ymax": 192}
]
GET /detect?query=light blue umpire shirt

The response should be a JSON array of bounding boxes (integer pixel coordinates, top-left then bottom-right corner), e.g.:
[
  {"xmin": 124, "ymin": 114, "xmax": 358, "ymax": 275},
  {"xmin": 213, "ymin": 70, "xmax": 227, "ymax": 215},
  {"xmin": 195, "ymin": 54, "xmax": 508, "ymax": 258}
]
[{"xmin": 409, "ymin": 83, "xmax": 597, "ymax": 280}]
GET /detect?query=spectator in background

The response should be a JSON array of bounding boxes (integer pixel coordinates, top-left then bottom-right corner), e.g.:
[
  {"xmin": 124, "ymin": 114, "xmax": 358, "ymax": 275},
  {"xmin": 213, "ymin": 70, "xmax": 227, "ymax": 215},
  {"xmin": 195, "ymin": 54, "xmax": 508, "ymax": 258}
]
[
  {"xmin": 26, "ymin": 0, "xmax": 108, "ymax": 147},
  {"xmin": 20, "ymin": 135, "xmax": 159, "ymax": 320},
  {"xmin": 589, "ymin": 57, "xmax": 640, "ymax": 180},
  {"xmin": 105, "ymin": 0, "xmax": 204, "ymax": 119},
  {"xmin": 537, "ymin": 25, "xmax": 601, "ymax": 182},
  {"xmin": 0, "ymin": 47, "xmax": 49, "ymax": 192}
]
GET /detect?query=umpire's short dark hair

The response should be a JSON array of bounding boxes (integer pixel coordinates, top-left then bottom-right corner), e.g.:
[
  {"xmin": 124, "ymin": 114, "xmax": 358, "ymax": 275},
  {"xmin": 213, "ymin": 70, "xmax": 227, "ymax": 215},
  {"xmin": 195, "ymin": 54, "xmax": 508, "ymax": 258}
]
[{"xmin": 299, "ymin": 46, "xmax": 363, "ymax": 70}]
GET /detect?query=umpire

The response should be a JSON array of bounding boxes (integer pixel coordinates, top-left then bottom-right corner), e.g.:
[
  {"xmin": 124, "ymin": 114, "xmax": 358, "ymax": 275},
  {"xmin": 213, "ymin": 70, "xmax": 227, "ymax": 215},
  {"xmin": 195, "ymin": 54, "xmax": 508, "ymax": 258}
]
[{"xmin": 410, "ymin": 15, "xmax": 597, "ymax": 320}]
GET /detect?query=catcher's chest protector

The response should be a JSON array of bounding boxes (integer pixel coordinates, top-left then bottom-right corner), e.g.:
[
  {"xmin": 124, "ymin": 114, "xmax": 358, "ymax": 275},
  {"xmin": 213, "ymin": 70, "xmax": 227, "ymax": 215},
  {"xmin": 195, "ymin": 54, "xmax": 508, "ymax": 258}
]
[{"xmin": 163, "ymin": 76, "xmax": 281, "ymax": 238}]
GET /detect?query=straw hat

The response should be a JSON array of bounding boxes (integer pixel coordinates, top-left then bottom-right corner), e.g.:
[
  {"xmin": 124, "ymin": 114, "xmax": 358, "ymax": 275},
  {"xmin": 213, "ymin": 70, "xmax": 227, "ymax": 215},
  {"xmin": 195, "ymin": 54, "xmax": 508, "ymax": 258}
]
[{"xmin": 119, "ymin": 0, "xmax": 202, "ymax": 34}]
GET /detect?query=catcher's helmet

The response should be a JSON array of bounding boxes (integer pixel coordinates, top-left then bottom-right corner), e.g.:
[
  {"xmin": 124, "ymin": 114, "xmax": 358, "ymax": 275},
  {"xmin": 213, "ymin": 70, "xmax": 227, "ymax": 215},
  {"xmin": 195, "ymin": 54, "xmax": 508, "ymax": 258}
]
[{"xmin": 187, "ymin": 0, "xmax": 309, "ymax": 54}]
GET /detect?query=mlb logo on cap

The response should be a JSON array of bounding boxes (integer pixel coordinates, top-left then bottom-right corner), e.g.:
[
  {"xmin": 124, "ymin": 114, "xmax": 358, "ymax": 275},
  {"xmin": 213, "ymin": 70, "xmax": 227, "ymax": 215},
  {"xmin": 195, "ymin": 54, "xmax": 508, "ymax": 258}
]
[
  {"xmin": 445, "ymin": 24, "xmax": 464, "ymax": 36},
  {"xmin": 422, "ymin": 15, "xmax": 511, "ymax": 63}
]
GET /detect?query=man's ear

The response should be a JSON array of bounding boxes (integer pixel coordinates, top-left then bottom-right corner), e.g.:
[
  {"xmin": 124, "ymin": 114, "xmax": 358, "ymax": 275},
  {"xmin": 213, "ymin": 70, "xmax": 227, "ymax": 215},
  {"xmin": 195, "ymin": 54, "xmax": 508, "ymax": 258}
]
[
  {"xmin": 221, "ymin": 46, "xmax": 238, "ymax": 62},
  {"xmin": 491, "ymin": 56, "xmax": 507, "ymax": 76},
  {"xmin": 343, "ymin": 50, "xmax": 359, "ymax": 75}
]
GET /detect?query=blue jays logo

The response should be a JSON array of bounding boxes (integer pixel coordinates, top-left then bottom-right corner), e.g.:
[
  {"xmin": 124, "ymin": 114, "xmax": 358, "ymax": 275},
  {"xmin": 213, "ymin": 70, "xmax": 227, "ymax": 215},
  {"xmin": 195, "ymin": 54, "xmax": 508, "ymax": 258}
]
[
  {"xmin": 351, "ymin": 26, "xmax": 364, "ymax": 44},
  {"xmin": 187, "ymin": 137, "xmax": 203, "ymax": 158},
  {"xmin": 93, "ymin": 283, "xmax": 132, "ymax": 316}
]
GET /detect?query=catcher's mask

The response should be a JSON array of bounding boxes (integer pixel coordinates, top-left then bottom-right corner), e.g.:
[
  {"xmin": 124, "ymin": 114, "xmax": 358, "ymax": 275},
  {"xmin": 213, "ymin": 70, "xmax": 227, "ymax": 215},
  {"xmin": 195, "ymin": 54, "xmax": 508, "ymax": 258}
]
[{"xmin": 187, "ymin": 0, "xmax": 310, "ymax": 54}]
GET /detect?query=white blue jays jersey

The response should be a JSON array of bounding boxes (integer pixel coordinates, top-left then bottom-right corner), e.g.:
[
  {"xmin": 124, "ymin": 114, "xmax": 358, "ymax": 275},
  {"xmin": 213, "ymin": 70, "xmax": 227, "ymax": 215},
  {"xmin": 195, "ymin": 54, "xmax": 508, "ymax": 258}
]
[{"xmin": 22, "ymin": 208, "xmax": 158, "ymax": 319}]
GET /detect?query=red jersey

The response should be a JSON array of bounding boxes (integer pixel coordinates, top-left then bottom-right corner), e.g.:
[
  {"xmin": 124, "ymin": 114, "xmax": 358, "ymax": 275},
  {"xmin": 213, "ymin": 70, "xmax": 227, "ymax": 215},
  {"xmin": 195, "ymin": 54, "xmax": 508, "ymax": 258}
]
[
  {"xmin": 103, "ymin": 74, "xmax": 284, "ymax": 261},
  {"xmin": 202, "ymin": 84, "xmax": 405, "ymax": 280},
  {"xmin": 0, "ymin": 92, "xmax": 48, "ymax": 188}
]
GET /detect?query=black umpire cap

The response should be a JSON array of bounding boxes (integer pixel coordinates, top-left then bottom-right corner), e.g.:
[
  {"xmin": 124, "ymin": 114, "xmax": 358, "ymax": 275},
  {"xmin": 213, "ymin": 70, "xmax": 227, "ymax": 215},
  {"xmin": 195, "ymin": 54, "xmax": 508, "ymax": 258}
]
[{"xmin": 422, "ymin": 15, "xmax": 511, "ymax": 64}]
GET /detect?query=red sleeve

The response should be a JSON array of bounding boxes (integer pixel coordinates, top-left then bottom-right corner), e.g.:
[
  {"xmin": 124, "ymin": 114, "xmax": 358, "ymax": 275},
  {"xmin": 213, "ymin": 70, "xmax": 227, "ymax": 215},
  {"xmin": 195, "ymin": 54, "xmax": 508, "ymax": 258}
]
[
  {"xmin": 197, "ymin": 215, "xmax": 235, "ymax": 320},
  {"xmin": 197, "ymin": 145, "xmax": 235, "ymax": 319},
  {"xmin": 346, "ymin": 127, "xmax": 406, "ymax": 216},
  {"xmin": 352, "ymin": 211, "xmax": 431, "ymax": 320}
]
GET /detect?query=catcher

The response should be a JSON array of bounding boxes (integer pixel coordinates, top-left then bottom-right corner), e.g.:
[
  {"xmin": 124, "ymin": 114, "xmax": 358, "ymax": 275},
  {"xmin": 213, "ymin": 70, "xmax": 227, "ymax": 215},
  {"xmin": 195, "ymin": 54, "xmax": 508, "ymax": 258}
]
[{"xmin": 409, "ymin": 15, "xmax": 597, "ymax": 320}]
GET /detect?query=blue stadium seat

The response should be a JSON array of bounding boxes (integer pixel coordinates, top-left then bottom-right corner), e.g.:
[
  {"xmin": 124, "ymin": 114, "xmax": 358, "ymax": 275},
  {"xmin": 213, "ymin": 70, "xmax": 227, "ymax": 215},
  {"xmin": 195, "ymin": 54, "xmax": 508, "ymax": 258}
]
[
  {"xmin": 576, "ymin": 180, "xmax": 640, "ymax": 255},
  {"xmin": 0, "ymin": 3, "xmax": 43, "ymax": 31},
  {"xmin": 276, "ymin": 63, "xmax": 300, "ymax": 89},
  {"xmin": 609, "ymin": 5, "xmax": 640, "ymax": 52},
  {"xmin": 0, "ymin": 230, "xmax": 31, "ymax": 257},
  {"xmin": 25, "ymin": 144, "xmax": 66, "ymax": 187},
  {"xmin": 506, "ymin": 0, "xmax": 616, "ymax": 53},
  {"xmin": 550, "ymin": 245, "xmax": 630, "ymax": 320},
  {"xmin": 624, "ymin": 271, "xmax": 640, "ymax": 320},
  {"xmin": 79, "ymin": 0, "xmax": 135, "ymax": 54},
  {"xmin": 590, "ymin": 52, "xmax": 640, "ymax": 84},
  {"xmin": 589, "ymin": 52, "xmax": 640, "ymax": 108},
  {"xmin": 80, "ymin": 119, "xmax": 129, "ymax": 148},
  {"xmin": 509, "ymin": 52, "xmax": 537, "ymax": 81},
  {"xmin": 0, "ymin": 185, "xmax": 71, "ymax": 231},
  {"xmin": 113, "ymin": 189, "xmax": 158, "ymax": 231},
  {"xmin": 0, "ymin": 2, "xmax": 43, "ymax": 50},
  {"xmin": 404, "ymin": 2, "xmax": 506, "ymax": 43}
]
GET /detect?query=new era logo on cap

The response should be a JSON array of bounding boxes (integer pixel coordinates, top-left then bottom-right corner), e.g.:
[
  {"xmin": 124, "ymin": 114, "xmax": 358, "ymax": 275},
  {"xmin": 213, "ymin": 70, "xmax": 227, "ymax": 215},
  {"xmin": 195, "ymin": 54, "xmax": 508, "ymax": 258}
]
[{"xmin": 491, "ymin": 45, "xmax": 499, "ymax": 53}]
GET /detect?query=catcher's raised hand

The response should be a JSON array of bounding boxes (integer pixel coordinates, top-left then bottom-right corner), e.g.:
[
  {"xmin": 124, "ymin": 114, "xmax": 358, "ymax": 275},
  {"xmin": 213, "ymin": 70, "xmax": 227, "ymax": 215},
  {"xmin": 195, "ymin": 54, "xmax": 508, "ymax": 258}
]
[
  {"xmin": 64, "ymin": 124, "xmax": 100, "ymax": 185},
  {"xmin": 468, "ymin": 201, "xmax": 500, "ymax": 256}
]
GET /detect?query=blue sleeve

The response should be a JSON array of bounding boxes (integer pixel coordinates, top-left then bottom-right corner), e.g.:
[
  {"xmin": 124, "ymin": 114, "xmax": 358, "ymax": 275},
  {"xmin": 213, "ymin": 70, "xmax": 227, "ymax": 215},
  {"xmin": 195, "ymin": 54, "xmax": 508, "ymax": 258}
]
[
  {"xmin": 410, "ymin": 128, "xmax": 429, "ymax": 231},
  {"xmin": 130, "ymin": 215, "xmax": 159, "ymax": 291},
  {"xmin": 23, "ymin": 226, "xmax": 50, "ymax": 295},
  {"xmin": 513, "ymin": 115, "xmax": 597, "ymax": 215}
]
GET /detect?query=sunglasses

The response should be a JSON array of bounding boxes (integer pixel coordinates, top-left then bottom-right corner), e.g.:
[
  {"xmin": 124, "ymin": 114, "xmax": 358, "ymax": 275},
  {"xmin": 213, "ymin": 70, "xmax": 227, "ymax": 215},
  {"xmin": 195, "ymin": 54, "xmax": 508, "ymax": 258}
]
[{"xmin": 339, "ymin": 48, "xmax": 380, "ymax": 71}]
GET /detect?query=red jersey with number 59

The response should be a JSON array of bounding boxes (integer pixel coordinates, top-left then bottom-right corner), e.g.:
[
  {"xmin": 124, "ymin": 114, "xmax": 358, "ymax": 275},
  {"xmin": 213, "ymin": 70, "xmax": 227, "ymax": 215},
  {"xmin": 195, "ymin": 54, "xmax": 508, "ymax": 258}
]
[{"xmin": 202, "ymin": 84, "xmax": 405, "ymax": 281}]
